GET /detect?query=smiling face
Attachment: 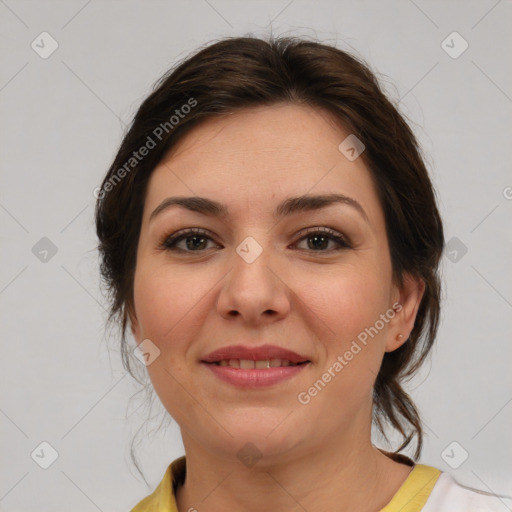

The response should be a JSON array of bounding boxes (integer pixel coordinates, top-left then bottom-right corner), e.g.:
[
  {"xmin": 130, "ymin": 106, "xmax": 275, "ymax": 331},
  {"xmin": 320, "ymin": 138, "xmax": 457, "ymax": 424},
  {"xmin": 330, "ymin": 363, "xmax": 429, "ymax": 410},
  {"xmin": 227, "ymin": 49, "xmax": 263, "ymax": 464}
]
[{"xmin": 129, "ymin": 103, "xmax": 423, "ymax": 464}]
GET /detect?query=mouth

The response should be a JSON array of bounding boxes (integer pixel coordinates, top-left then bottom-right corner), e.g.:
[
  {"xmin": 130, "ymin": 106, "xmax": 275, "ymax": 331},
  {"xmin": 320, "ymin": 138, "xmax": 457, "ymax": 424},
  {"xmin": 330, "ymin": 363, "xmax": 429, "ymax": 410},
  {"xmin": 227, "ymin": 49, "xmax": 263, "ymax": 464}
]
[
  {"xmin": 201, "ymin": 344, "xmax": 311, "ymax": 388},
  {"xmin": 209, "ymin": 359, "xmax": 309, "ymax": 369}
]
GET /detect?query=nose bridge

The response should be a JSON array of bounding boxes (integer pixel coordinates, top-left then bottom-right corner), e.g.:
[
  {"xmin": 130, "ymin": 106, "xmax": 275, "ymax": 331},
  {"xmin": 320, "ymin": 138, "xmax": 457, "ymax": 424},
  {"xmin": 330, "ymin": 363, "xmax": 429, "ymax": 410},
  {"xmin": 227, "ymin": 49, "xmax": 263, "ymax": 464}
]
[
  {"xmin": 217, "ymin": 233, "xmax": 290, "ymax": 322},
  {"xmin": 231, "ymin": 233, "xmax": 275, "ymax": 295},
  {"xmin": 235, "ymin": 235, "xmax": 266, "ymax": 266}
]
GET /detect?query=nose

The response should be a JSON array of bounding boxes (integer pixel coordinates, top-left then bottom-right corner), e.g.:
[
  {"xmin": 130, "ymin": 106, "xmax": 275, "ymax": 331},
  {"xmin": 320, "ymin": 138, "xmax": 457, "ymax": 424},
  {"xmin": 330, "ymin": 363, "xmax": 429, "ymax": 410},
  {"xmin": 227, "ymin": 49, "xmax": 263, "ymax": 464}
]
[{"xmin": 216, "ymin": 238, "xmax": 291, "ymax": 326}]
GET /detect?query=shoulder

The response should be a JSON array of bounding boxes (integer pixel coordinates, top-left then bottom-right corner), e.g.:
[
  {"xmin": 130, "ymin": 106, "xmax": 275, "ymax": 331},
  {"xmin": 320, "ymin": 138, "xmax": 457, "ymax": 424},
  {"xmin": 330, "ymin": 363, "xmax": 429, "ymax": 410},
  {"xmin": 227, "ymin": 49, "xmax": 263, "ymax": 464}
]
[
  {"xmin": 423, "ymin": 472, "xmax": 512, "ymax": 512},
  {"xmin": 130, "ymin": 456, "xmax": 185, "ymax": 511}
]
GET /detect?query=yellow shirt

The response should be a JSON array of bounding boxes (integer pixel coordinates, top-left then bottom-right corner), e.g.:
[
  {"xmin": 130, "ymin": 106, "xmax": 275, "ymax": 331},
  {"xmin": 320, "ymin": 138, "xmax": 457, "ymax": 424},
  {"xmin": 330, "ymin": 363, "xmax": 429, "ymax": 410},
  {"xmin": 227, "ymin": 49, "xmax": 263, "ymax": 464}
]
[{"xmin": 130, "ymin": 455, "xmax": 442, "ymax": 512}]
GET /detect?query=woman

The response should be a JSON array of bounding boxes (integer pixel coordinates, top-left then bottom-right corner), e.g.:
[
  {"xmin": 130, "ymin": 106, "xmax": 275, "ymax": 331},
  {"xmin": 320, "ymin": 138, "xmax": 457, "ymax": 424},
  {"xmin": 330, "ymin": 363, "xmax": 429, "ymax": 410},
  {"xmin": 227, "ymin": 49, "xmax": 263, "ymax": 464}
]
[{"xmin": 95, "ymin": 36, "xmax": 511, "ymax": 511}]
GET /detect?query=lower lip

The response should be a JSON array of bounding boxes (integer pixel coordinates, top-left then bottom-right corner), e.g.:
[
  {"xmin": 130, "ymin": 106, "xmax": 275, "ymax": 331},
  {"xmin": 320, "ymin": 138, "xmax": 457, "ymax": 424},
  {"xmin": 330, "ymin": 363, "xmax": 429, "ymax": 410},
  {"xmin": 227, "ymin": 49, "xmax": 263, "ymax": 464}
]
[{"xmin": 203, "ymin": 362, "xmax": 309, "ymax": 388}]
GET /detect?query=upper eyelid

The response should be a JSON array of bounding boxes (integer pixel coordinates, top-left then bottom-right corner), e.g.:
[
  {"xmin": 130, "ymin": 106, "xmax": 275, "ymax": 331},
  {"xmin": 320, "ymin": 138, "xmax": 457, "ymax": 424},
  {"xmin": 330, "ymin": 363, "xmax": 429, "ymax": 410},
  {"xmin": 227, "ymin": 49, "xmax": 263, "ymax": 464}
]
[{"xmin": 164, "ymin": 226, "xmax": 345, "ymax": 241}]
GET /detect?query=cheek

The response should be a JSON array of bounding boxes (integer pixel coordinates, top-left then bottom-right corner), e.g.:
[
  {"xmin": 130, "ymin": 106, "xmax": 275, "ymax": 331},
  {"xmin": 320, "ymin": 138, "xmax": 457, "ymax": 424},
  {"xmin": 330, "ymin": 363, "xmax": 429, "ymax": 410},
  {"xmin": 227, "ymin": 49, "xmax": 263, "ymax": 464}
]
[
  {"xmin": 133, "ymin": 261, "xmax": 209, "ymax": 342},
  {"xmin": 297, "ymin": 265, "xmax": 390, "ymax": 395},
  {"xmin": 132, "ymin": 263, "xmax": 211, "ymax": 415},
  {"xmin": 299, "ymin": 264, "xmax": 390, "ymax": 339}
]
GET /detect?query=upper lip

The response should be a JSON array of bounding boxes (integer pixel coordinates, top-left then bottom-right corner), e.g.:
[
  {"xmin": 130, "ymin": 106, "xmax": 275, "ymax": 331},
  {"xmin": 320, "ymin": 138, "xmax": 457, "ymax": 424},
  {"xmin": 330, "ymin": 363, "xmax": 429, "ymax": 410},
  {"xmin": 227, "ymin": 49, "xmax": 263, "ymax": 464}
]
[{"xmin": 202, "ymin": 344, "xmax": 310, "ymax": 364}]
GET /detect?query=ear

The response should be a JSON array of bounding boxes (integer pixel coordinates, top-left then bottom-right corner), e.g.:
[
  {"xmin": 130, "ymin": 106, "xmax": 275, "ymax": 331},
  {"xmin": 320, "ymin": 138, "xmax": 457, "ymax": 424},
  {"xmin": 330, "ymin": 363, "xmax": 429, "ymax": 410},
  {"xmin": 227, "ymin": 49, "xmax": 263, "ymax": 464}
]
[{"xmin": 385, "ymin": 273, "xmax": 425, "ymax": 353}]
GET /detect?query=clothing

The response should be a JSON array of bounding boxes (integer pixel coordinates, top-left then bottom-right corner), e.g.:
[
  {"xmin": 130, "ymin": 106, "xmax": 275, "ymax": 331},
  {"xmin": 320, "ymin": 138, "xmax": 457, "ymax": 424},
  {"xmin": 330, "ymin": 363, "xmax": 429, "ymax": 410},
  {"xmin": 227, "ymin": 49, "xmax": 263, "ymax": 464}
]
[{"xmin": 130, "ymin": 455, "xmax": 512, "ymax": 511}]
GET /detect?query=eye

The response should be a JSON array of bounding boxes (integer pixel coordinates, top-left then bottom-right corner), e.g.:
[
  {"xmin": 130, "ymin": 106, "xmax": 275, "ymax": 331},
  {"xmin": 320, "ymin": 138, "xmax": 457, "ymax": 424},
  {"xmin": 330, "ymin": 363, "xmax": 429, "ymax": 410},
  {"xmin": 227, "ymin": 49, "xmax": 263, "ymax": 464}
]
[
  {"xmin": 293, "ymin": 227, "xmax": 351, "ymax": 252},
  {"xmin": 160, "ymin": 228, "xmax": 219, "ymax": 252},
  {"xmin": 159, "ymin": 226, "xmax": 351, "ymax": 254}
]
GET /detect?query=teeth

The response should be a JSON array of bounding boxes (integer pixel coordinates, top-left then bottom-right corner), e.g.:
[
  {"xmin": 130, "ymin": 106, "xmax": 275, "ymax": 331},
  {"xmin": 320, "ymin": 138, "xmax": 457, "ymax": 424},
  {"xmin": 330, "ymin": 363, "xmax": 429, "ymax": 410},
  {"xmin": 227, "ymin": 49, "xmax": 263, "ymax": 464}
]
[{"xmin": 214, "ymin": 359, "xmax": 302, "ymax": 368}]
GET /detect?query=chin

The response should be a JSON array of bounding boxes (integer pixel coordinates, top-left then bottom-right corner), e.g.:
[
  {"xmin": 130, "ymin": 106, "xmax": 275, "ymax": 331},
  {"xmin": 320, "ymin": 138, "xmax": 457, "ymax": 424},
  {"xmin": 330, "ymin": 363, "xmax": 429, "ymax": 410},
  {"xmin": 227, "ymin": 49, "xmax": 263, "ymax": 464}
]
[{"xmin": 199, "ymin": 417, "xmax": 307, "ymax": 466}]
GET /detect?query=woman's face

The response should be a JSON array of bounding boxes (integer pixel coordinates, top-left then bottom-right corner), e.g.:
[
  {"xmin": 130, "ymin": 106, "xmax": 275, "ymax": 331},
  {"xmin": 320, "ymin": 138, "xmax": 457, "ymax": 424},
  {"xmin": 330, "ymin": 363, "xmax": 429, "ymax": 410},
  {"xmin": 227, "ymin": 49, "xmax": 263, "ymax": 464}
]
[{"xmin": 130, "ymin": 104, "xmax": 423, "ymax": 463}]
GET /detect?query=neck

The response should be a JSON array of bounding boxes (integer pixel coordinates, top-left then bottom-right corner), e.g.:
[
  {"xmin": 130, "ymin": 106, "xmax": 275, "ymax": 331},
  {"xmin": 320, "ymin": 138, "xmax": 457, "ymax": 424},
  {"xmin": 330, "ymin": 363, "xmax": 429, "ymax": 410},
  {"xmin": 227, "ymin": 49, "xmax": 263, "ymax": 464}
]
[{"xmin": 175, "ymin": 428, "xmax": 413, "ymax": 512}]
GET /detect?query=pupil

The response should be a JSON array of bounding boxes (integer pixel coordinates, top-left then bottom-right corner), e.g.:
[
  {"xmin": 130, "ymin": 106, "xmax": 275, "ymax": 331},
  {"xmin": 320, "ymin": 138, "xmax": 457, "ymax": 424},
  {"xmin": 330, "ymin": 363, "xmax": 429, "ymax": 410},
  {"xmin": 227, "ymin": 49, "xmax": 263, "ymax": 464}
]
[
  {"xmin": 186, "ymin": 236, "xmax": 207, "ymax": 250},
  {"xmin": 308, "ymin": 235, "xmax": 327, "ymax": 250}
]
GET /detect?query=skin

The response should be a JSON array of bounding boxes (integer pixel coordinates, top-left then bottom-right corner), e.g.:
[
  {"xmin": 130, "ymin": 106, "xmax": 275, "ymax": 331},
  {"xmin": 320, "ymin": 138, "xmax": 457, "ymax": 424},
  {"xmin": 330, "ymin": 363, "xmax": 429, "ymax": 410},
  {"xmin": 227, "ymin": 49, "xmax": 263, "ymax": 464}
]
[{"xmin": 129, "ymin": 103, "xmax": 425, "ymax": 512}]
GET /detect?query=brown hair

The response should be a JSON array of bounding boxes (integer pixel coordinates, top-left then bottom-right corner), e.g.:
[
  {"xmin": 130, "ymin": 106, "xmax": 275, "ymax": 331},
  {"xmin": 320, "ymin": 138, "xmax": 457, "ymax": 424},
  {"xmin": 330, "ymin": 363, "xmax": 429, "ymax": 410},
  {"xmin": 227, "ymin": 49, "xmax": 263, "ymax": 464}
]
[{"xmin": 95, "ymin": 35, "xmax": 444, "ymax": 462}]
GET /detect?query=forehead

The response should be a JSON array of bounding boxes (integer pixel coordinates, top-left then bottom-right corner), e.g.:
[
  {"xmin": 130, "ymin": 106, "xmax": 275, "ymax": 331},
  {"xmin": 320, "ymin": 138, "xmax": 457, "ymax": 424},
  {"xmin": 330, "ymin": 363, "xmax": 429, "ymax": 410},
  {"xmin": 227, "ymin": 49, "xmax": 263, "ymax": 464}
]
[{"xmin": 143, "ymin": 104, "xmax": 383, "ymax": 226}]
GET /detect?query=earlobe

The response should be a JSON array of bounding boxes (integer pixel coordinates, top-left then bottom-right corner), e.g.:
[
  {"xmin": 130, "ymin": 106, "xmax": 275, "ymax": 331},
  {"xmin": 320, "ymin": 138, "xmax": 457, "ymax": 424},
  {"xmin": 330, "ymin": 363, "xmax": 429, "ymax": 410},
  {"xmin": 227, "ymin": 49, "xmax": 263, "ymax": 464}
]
[
  {"xmin": 386, "ymin": 274, "xmax": 425, "ymax": 352},
  {"xmin": 386, "ymin": 332, "xmax": 406, "ymax": 352}
]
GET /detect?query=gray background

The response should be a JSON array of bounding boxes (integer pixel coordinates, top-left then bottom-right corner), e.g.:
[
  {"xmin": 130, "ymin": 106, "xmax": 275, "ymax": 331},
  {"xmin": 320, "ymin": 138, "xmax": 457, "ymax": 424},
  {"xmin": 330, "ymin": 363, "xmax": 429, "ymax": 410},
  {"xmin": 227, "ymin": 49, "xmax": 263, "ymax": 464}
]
[{"xmin": 1, "ymin": 0, "xmax": 511, "ymax": 510}]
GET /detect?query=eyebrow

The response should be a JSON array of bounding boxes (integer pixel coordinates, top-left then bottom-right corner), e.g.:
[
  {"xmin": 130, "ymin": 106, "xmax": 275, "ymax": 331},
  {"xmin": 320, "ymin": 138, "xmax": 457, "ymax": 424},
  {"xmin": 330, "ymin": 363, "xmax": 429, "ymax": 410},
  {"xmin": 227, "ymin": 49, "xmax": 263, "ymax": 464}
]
[{"xmin": 149, "ymin": 193, "xmax": 369, "ymax": 223}]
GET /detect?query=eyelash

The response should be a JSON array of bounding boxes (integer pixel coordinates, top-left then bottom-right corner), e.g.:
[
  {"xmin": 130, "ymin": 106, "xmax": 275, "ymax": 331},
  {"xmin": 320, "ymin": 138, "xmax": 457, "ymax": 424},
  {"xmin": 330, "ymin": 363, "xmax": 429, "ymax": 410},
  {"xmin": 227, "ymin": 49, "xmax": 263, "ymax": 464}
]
[{"xmin": 159, "ymin": 226, "xmax": 352, "ymax": 254}]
